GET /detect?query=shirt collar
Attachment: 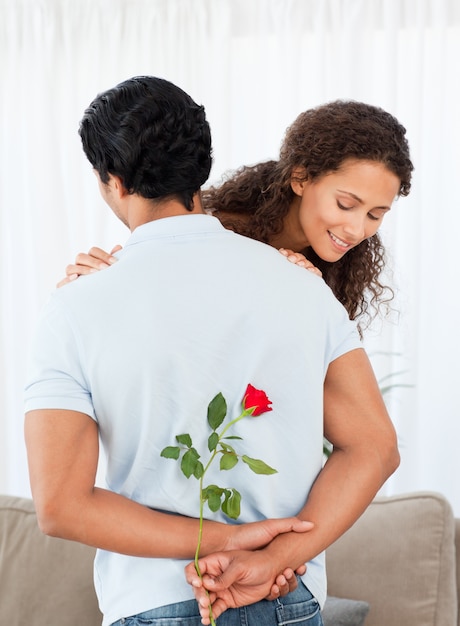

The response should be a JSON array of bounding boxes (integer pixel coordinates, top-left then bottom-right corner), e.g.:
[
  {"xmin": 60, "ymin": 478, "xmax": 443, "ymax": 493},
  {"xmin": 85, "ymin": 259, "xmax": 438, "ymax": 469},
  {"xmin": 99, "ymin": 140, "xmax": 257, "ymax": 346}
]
[{"xmin": 124, "ymin": 214, "xmax": 225, "ymax": 248}]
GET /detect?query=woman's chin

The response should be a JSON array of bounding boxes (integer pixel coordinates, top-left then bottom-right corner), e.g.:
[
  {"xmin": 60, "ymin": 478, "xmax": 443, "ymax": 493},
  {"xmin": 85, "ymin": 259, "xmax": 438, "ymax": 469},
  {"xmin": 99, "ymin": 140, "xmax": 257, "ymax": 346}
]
[{"xmin": 315, "ymin": 247, "xmax": 349, "ymax": 263}]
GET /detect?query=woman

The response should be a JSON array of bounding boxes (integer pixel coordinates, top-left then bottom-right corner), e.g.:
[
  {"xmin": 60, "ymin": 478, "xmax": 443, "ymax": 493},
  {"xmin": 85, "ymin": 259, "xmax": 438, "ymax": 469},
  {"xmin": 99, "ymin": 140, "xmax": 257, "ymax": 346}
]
[{"xmin": 61, "ymin": 100, "xmax": 413, "ymax": 334}]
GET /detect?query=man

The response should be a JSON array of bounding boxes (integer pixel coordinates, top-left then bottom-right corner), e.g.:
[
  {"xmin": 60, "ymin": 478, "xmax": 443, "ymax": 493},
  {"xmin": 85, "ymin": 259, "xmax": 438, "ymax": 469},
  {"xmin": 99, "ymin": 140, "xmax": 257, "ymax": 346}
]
[{"xmin": 24, "ymin": 76, "xmax": 399, "ymax": 626}]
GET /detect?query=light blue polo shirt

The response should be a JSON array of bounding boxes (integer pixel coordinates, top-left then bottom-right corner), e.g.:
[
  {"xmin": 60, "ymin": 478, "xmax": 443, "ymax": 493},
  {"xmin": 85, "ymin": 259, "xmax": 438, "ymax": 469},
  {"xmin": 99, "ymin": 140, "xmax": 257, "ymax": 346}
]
[{"xmin": 25, "ymin": 214, "xmax": 361, "ymax": 625}]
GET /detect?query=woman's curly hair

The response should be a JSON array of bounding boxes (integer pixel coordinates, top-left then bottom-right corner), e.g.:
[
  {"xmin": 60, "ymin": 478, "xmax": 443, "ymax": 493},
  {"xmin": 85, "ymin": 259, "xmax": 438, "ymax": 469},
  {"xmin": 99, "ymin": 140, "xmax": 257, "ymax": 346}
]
[{"xmin": 203, "ymin": 100, "xmax": 413, "ymax": 334}]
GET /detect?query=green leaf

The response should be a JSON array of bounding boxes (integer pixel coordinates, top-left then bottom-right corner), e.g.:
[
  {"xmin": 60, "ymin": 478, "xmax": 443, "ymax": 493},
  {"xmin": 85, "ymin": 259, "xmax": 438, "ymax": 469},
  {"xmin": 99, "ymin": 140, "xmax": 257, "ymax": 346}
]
[
  {"xmin": 208, "ymin": 432, "xmax": 219, "ymax": 452},
  {"xmin": 176, "ymin": 433, "xmax": 192, "ymax": 447},
  {"xmin": 207, "ymin": 392, "xmax": 227, "ymax": 430},
  {"xmin": 193, "ymin": 461, "xmax": 204, "ymax": 479},
  {"xmin": 323, "ymin": 438, "xmax": 333, "ymax": 458},
  {"xmin": 160, "ymin": 446, "xmax": 180, "ymax": 460},
  {"xmin": 223, "ymin": 435, "xmax": 243, "ymax": 441},
  {"xmin": 207, "ymin": 493, "xmax": 222, "ymax": 512},
  {"xmin": 242, "ymin": 455, "xmax": 277, "ymax": 475},
  {"xmin": 222, "ymin": 489, "xmax": 241, "ymax": 519},
  {"xmin": 220, "ymin": 442, "xmax": 236, "ymax": 454},
  {"xmin": 220, "ymin": 452, "xmax": 238, "ymax": 471},
  {"xmin": 203, "ymin": 485, "xmax": 224, "ymax": 512},
  {"xmin": 181, "ymin": 448, "xmax": 200, "ymax": 478},
  {"xmin": 202, "ymin": 484, "xmax": 221, "ymax": 498}
]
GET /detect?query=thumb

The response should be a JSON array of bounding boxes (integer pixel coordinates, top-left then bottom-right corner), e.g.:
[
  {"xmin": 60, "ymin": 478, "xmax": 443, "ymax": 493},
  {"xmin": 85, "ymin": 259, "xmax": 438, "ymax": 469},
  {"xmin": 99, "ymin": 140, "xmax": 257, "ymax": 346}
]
[
  {"xmin": 291, "ymin": 519, "xmax": 314, "ymax": 533},
  {"xmin": 202, "ymin": 571, "xmax": 234, "ymax": 592},
  {"xmin": 274, "ymin": 517, "xmax": 314, "ymax": 534},
  {"xmin": 202, "ymin": 560, "xmax": 241, "ymax": 592}
]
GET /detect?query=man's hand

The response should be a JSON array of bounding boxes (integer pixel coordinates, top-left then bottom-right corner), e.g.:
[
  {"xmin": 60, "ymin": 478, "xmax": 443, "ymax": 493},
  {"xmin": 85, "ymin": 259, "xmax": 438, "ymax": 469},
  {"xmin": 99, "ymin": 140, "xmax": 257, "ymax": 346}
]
[
  {"xmin": 266, "ymin": 565, "xmax": 307, "ymax": 601},
  {"xmin": 185, "ymin": 550, "xmax": 308, "ymax": 624},
  {"xmin": 225, "ymin": 518, "xmax": 313, "ymax": 552}
]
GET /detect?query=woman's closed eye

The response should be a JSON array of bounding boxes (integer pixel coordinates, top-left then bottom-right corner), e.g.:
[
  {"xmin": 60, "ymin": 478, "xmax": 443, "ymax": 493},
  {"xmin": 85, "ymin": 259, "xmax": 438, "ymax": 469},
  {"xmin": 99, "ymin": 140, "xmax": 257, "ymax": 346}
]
[
  {"xmin": 337, "ymin": 201, "xmax": 354, "ymax": 211},
  {"xmin": 337, "ymin": 199, "xmax": 388, "ymax": 221},
  {"xmin": 367, "ymin": 208, "xmax": 389, "ymax": 221}
]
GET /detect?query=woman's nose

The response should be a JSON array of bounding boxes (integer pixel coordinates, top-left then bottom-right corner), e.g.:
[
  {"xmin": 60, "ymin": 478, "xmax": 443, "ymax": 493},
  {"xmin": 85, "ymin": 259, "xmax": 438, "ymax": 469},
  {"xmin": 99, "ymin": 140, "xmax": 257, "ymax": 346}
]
[{"xmin": 343, "ymin": 213, "xmax": 367, "ymax": 241}]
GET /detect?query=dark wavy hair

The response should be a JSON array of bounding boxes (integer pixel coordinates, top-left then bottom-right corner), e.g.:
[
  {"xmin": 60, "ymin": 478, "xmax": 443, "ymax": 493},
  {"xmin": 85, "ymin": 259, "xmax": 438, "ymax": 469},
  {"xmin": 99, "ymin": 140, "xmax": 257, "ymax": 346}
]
[
  {"xmin": 79, "ymin": 76, "xmax": 212, "ymax": 210},
  {"xmin": 203, "ymin": 100, "xmax": 413, "ymax": 333}
]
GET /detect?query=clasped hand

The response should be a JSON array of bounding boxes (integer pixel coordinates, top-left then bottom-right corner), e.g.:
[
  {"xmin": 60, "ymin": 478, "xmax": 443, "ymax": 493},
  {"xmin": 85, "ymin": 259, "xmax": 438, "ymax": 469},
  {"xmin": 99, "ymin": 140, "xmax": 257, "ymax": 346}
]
[{"xmin": 184, "ymin": 518, "xmax": 312, "ymax": 624}]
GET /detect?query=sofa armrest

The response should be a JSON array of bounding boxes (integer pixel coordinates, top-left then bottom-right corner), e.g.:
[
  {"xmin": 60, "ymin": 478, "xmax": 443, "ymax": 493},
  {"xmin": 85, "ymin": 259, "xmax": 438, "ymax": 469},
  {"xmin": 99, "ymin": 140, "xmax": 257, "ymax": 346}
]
[
  {"xmin": 0, "ymin": 495, "xmax": 102, "ymax": 626},
  {"xmin": 326, "ymin": 491, "xmax": 457, "ymax": 626}
]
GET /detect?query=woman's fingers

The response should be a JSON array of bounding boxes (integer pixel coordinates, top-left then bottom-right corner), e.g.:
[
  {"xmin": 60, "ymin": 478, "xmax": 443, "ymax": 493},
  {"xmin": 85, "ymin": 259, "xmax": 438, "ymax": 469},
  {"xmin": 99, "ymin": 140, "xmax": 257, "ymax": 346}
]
[{"xmin": 56, "ymin": 246, "xmax": 121, "ymax": 288}]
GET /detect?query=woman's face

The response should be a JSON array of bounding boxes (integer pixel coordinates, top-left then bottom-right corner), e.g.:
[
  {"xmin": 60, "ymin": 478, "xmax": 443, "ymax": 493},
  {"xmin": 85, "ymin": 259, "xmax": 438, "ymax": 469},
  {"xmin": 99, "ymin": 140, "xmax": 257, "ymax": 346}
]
[{"xmin": 290, "ymin": 160, "xmax": 401, "ymax": 262}]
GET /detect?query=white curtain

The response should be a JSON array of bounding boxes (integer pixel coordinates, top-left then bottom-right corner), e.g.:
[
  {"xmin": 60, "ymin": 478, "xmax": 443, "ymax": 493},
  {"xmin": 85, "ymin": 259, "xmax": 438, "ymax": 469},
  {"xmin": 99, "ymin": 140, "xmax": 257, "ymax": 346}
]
[{"xmin": 1, "ymin": 0, "xmax": 459, "ymax": 513}]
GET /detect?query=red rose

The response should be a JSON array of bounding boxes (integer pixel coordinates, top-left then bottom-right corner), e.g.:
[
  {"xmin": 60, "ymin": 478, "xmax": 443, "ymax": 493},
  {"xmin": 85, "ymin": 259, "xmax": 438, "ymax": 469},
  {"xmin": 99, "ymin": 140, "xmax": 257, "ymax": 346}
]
[{"xmin": 243, "ymin": 383, "xmax": 273, "ymax": 416}]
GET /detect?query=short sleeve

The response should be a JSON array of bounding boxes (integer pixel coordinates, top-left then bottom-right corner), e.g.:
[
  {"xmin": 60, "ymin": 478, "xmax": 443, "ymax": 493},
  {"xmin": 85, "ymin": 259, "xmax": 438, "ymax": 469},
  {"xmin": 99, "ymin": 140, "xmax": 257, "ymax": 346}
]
[
  {"xmin": 324, "ymin": 289, "xmax": 362, "ymax": 367},
  {"xmin": 24, "ymin": 294, "xmax": 96, "ymax": 419}
]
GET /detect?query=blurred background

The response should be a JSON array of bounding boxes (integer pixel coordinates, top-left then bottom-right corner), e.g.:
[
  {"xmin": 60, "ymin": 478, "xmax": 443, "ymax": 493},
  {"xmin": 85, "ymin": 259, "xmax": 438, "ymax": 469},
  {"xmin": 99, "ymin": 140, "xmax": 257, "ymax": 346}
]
[{"xmin": 1, "ymin": 0, "xmax": 459, "ymax": 512}]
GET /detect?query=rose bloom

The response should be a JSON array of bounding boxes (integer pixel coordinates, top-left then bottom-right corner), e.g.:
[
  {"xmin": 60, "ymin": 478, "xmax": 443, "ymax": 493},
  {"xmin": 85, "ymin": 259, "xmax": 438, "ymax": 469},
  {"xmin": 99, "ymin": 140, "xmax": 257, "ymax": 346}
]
[{"xmin": 243, "ymin": 384, "xmax": 273, "ymax": 416}]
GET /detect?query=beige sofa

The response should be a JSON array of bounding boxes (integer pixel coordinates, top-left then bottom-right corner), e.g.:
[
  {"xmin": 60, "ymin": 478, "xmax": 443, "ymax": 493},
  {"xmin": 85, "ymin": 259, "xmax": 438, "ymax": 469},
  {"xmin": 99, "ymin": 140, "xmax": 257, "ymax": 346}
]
[
  {"xmin": 326, "ymin": 491, "xmax": 459, "ymax": 626},
  {"xmin": 0, "ymin": 491, "xmax": 458, "ymax": 626}
]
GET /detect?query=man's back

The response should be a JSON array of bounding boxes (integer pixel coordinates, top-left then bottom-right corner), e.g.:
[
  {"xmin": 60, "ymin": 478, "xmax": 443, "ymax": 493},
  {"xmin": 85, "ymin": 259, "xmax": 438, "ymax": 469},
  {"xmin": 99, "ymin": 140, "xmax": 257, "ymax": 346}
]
[{"xmin": 25, "ymin": 213, "xmax": 360, "ymax": 616}]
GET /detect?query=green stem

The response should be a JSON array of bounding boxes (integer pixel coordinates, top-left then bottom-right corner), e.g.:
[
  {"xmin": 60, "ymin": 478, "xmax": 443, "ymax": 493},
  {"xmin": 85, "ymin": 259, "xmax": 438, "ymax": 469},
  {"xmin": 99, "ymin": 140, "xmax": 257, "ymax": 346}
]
[
  {"xmin": 195, "ymin": 474, "xmax": 205, "ymax": 572},
  {"xmin": 195, "ymin": 464, "xmax": 217, "ymax": 625},
  {"xmin": 193, "ymin": 409, "xmax": 251, "ymax": 626},
  {"xmin": 219, "ymin": 409, "xmax": 252, "ymax": 440}
]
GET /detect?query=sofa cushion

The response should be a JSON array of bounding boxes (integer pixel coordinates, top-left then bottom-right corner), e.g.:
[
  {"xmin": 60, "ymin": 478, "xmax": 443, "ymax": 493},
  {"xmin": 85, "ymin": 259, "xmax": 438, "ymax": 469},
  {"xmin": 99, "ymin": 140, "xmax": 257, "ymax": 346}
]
[
  {"xmin": 322, "ymin": 595, "xmax": 370, "ymax": 626},
  {"xmin": 0, "ymin": 494, "xmax": 102, "ymax": 626},
  {"xmin": 326, "ymin": 491, "xmax": 457, "ymax": 626}
]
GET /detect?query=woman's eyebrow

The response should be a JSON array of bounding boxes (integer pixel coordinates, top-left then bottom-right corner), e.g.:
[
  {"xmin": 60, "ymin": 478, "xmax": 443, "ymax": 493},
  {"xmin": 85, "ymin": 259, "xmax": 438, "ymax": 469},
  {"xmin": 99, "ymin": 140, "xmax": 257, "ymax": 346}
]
[{"xmin": 337, "ymin": 189, "xmax": 363, "ymax": 203}]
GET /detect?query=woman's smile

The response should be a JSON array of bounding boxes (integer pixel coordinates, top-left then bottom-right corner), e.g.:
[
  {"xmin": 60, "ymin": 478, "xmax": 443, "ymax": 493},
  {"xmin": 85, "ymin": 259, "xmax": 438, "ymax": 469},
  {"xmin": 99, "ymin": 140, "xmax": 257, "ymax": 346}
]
[{"xmin": 328, "ymin": 230, "xmax": 353, "ymax": 251}]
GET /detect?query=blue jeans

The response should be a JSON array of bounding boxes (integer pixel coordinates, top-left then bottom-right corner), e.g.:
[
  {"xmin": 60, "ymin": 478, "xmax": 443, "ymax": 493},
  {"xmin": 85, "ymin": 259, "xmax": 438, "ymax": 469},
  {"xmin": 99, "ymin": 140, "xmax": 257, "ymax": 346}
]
[{"xmin": 111, "ymin": 580, "xmax": 323, "ymax": 625}]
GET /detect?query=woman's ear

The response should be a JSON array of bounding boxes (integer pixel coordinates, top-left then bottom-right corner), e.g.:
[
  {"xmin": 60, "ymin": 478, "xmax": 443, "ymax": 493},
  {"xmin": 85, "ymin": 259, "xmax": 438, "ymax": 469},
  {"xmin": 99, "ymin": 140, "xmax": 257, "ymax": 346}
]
[{"xmin": 290, "ymin": 166, "xmax": 308, "ymax": 196}]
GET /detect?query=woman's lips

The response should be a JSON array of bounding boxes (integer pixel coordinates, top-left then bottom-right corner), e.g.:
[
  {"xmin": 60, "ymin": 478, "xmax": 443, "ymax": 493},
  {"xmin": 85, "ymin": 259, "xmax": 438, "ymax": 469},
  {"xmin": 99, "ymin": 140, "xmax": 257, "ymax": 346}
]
[{"xmin": 328, "ymin": 231, "xmax": 352, "ymax": 250}]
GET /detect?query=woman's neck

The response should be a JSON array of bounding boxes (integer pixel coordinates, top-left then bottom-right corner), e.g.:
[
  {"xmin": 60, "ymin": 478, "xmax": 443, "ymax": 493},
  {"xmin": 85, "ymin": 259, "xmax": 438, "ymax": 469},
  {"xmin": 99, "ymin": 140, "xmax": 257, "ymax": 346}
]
[{"xmin": 269, "ymin": 200, "xmax": 310, "ymax": 252}]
